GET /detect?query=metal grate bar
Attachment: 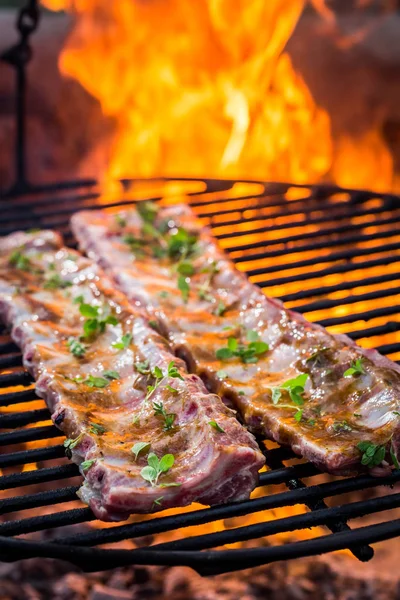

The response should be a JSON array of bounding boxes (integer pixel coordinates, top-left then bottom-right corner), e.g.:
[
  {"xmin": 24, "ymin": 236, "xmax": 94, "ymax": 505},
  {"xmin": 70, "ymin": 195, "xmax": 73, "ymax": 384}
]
[
  {"xmin": 206, "ymin": 202, "xmax": 396, "ymax": 232},
  {"xmin": 53, "ymin": 470, "xmax": 400, "ymax": 548},
  {"xmin": 0, "ymin": 354, "xmax": 22, "ymax": 369},
  {"xmin": 347, "ymin": 322, "xmax": 400, "ymax": 341},
  {"xmin": 233, "ymin": 228, "xmax": 400, "ymax": 264},
  {"xmin": 280, "ymin": 272, "xmax": 400, "ymax": 303},
  {"xmin": 0, "ymin": 372, "xmax": 32, "ymax": 388},
  {"xmin": 0, "ymin": 486, "xmax": 80, "ymax": 515},
  {"xmin": 245, "ymin": 242, "xmax": 400, "ymax": 278},
  {"xmin": 294, "ymin": 286, "xmax": 400, "ymax": 315},
  {"xmin": 257, "ymin": 254, "xmax": 400, "ymax": 289},
  {"xmin": 216, "ymin": 207, "xmax": 400, "ymax": 242},
  {"xmin": 0, "ymin": 408, "xmax": 50, "ymax": 428},
  {"xmin": 318, "ymin": 305, "xmax": 400, "ymax": 328},
  {"xmin": 0, "ymin": 464, "xmax": 79, "ymax": 491},
  {"xmin": 263, "ymin": 449, "xmax": 372, "ymax": 561},
  {"xmin": 0, "ymin": 424, "xmax": 60, "ymax": 447},
  {"xmin": 0, "ymin": 508, "xmax": 94, "ymax": 537},
  {"xmin": 151, "ymin": 492, "xmax": 400, "ymax": 553},
  {"xmin": 0, "ymin": 389, "xmax": 39, "ymax": 407},
  {"xmin": 0, "ymin": 444, "xmax": 65, "ymax": 468},
  {"xmin": 1, "ymin": 517, "xmax": 400, "ymax": 576},
  {"xmin": 224, "ymin": 215, "xmax": 400, "ymax": 254}
]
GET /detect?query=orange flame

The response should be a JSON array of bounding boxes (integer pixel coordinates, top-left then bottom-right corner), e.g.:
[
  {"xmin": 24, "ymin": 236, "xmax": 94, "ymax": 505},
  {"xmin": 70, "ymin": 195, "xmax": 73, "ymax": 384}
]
[{"xmin": 42, "ymin": 0, "xmax": 340, "ymax": 187}]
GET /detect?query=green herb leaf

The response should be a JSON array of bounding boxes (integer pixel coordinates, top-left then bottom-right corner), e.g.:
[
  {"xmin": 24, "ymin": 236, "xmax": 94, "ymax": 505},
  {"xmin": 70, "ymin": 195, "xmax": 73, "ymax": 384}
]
[
  {"xmin": 103, "ymin": 370, "xmax": 120, "ymax": 381},
  {"xmin": 115, "ymin": 214, "xmax": 127, "ymax": 228},
  {"xmin": 148, "ymin": 320, "xmax": 158, "ymax": 330},
  {"xmin": 167, "ymin": 228, "xmax": 198, "ymax": 261},
  {"xmin": 216, "ymin": 370, "xmax": 228, "ymax": 379},
  {"xmin": 112, "ymin": 333, "xmax": 133, "ymax": 350},
  {"xmin": 216, "ymin": 347, "xmax": 235, "ymax": 360},
  {"xmin": 393, "ymin": 411, "xmax": 400, "ymax": 417},
  {"xmin": 9, "ymin": 250, "xmax": 32, "ymax": 272},
  {"xmin": 159, "ymin": 454, "xmax": 175, "ymax": 472},
  {"xmin": 44, "ymin": 273, "xmax": 72, "ymax": 290},
  {"xmin": 344, "ymin": 358, "xmax": 365, "ymax": 378},
  {"xmin": 140, "ymin": 465, "xmax": 158, "ymax": 485},
  {"xmin": 209, "ymin": 420, "xmax": 225, "ymax": 433},
  {"xmin": 332, "ymin": 420, "xmax": 352, "ymax": 433},
  {"xmin": 165, "ymin": 384, "xmax": 178, "ymax": 394},
  {"xmin": 159, "ymin": 482, "xmax": 182, "ymax": 488},
  {"xmin": 153, "ymin": 401, "xmax": 177, "ymax": 431},
  {"xmin": 74, "ymin": 294, "xmax": 84, "ymax": 304},
  {"xmin": 216, "ymin": 335, "xmax": 269, "ymax": 364},
  {"xmin": 81, "ymin": 459, "xmax": 95, "ymax": 472},
  {"xmin": 271, "ymin": 374, "xmax": 309, "ymax": 407},
  {"xmin": 67, "ymin": 337, "xmax": 86, "ymax": 358},
  {"xmin": 271, "ymin": 388, "xmax": 282, "ymax": 404},
  {"xmin": 140, "ymin": 452, "xmax": 176, "ymax": 486},
  {"xmin": 63, "ymin": 433, "xmax": 84, "ymax": 458},
  {"xmin": 294, "ymin": 409, "xmax": 303, "ymax": 422},
  {"xmin": 246, "ymin": 330, "xmax": 259, "ymax": 342},
  {"xmin": 153, "ymin": 365, "xmax": 163, "ymax": 380},
  {"xmin": 214, "ymin": 301, "xmax": 227, "ymax": 317},
  {"xmin": 177, "ymin": 261, "xmax": 195, "ymax": 276},
  {"xmin": 89, "ymin": 422, "xmax": 106, "ymax": 435},
  {"xmin": 357, "ymin": 440, "xmax": 386, "ymax": 467},
  {"xmin": 135, "ymin": 360, "xmax": 151, "ymax": 375},
  {"xmin": 131, "ymin": 441, "xmax": 151, "ymax": 461},
  {"xmin": 137, "ymin": 200, "xmax": 159, "ymax": 224},
  {"xmin": 79, "ymin": 303, "xmax": 99, "ymax": 318},
  {"xmin": 85, "ymin": 375, "xmax": 109, "ymax": 388},
  {"xmin": 177, "ymin": 275, "xmax": 190, "ymax": 302},
  {"xmin": 167, "ymin": 361, "xmax": 184, "ymax": 380}
]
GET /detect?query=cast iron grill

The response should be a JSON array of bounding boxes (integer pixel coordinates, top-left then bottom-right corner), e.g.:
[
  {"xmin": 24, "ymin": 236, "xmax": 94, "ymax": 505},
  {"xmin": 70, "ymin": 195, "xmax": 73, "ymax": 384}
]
[{"xmin": 1, "ymin": 177, "xmax": 400, "ymax": 574}]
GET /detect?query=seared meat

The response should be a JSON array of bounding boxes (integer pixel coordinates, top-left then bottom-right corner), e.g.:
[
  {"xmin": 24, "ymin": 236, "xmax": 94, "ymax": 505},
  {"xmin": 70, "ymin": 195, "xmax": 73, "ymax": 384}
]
[
  {"xmin": 0, "ymin": 230, "xmax": 264, "ymax": 521},
  {"xmin": 71, "ymin": 204, "xmax": 400, "ymax": 475}
]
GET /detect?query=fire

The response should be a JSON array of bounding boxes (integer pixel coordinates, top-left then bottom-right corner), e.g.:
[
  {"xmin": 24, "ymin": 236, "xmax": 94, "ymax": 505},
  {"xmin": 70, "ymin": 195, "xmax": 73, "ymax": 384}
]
[
  {"xmin": 42, "ymin": 0, "xmax": 399, "ymax": 192},
  {"xmin": 42, "ymin": 0, "xmax": 334, "ymax": 187}
]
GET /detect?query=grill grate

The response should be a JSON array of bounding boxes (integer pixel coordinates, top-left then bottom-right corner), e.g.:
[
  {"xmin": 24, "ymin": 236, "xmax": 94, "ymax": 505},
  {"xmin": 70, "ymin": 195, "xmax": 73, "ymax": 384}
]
[{"xmin": 1, "ymin": 177, "xmax": 400, "ymax": 574}]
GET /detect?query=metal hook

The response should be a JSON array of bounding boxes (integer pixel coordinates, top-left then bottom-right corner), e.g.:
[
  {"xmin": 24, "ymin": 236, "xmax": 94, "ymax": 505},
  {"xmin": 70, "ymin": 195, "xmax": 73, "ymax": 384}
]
[{"xmin": 1, "ymin": 0, "xmax": 40, "ymax": 196}]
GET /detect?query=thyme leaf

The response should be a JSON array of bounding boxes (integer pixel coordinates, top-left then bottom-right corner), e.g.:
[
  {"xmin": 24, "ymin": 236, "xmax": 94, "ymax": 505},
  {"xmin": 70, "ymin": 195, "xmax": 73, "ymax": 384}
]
[
  {"xmin": 344, "ymin": 358, "xmax": 365, "ymax": 378},
  {"xmin": 209, "ymin": 420, "xmax": 225, "ymax": 433},
  {"xmin": 140, "ymin": 452, "xmax": 175, "ymax": 487}
]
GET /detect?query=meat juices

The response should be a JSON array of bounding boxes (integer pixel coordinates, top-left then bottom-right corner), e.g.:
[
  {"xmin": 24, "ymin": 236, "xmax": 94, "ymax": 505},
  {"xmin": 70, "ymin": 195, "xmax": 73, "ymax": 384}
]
[
  {"xmin": 0, "ymin": 230, "xmax": 264, "ymax": 521},
  {"xmin": 72, "ymin": 204, "xmax": 400, "ymax": 475}
]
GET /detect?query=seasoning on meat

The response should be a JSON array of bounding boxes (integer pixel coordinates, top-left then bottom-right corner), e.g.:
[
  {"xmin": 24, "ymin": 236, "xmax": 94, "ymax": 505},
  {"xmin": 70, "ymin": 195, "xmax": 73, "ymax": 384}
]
[
  {"xmin": 72, "ymin": 204, "xmax": 400, "ymax": 475},
  {"xmin": 0, "ymin": 230, "xmax": 265, "ymax": 521}
]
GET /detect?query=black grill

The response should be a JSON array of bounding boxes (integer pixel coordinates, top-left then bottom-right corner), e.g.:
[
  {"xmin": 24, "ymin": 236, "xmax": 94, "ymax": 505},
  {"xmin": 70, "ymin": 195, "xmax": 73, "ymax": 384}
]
[{"xmin": 1, "ymin": 177, "xmax": 400, "ymax": 575}]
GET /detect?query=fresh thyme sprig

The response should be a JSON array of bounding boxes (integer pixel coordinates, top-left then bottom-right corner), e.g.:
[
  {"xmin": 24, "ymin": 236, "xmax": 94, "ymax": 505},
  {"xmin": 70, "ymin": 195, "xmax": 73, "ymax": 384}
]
[
  {"xmin": 140, "ymin": 452, "xmax": 180, "ymax": 487},
  {"xmin": 153, "ymin": 401, "xmax": 177, "ymax": 431},
  {"xmin": 145, "ymin": 361, "xmax": 184, "ymax": 401},
  {"xmin": 344, "ymin": 358, "xmax": 365, "ymax": 378},
  {"xmin": 44, "ymin": 273, "xmax": 72, "ymax": 290},
  {"xmin": 112, "ymin": 333, "xmax": 132, "ymax": 350},
  {"xmin": 131, "ymin": 441, "xmax": 151, "ymax": 461},
  {"xmin": 357, "ymin": 441, "xmax": 386, "ymax": 467},
  {"xmin": 271, "ymin": 373, "xmax": 309, "ymax": 406},
  {"xmin": 9, "ymin": 250, "xmax": 33, "ymax": 272},
  {"xmin": 67, "ymin": 337, "xmax": 86, "ymax": 358},
  {"xmin": 76, "ymin": 299, "xmax": 118, "ymax": 340},
  {"xmin": 216, "ymin": 330, "xmax": 269, "ymax": 364}
]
